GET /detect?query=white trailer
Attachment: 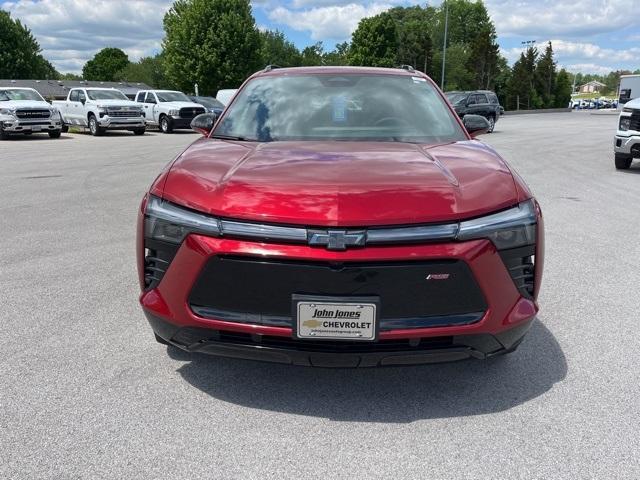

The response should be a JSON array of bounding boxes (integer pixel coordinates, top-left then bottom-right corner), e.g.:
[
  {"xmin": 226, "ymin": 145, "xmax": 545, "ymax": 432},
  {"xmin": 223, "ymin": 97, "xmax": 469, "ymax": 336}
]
[{"xmin": 618, "ymin": 74, "xmax": 640, "ymax": 109}]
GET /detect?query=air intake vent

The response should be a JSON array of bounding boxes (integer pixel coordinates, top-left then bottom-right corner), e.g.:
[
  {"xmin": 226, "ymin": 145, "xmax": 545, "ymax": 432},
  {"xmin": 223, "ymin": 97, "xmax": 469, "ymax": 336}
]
[
  {"xmin": 143, "ymin": 239, "xmax": 179, "ymax": 290},
  {"xmin": 500, "ymin": 245, "xmax": 535, "ymax": 299}
]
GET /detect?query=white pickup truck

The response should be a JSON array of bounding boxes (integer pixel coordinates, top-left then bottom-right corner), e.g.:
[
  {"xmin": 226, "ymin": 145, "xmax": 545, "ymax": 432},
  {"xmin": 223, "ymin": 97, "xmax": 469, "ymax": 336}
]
[
  {"xmin": 134, "ymin": 90, "xmax": 205, "ymax": 133},
  {"xmin": 0, "ymin": 87, "xmax": 63, "ymax": 140},
  {"xmin": 53, "ymin": 87, "xmax": 146, "ymax": 136},
  {"xmin": 614, "ymin": 97, "xmax": 640, "ymax": 170}
]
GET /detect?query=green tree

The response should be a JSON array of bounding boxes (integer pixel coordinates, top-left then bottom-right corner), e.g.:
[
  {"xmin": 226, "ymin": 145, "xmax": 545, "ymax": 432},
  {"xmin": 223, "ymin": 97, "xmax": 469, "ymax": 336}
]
[
  {"xmin": 535, "ymin": 41, "xmax": 557, "ymax": 108},
  {"xmin": 0, "ymin": 10, "xmax": 59, "ymax": 79},
  {"xmin": 554, "ymin": 69, "xmax": 572, "ymax": 108},
  {"xmin": 349, "ymin": 13, "xmax": 397, "ymax": 67},
  {"xmin": 163, "ymin": 0, "xmax": 262, "ymax": 95},
  {"xmin": 387, "ymin": 6, "xmax": 435, "ymax": 73},
  {"xmin": 506, "ymin": 47, "xmax": 540, "ymax": 110},
  {"xmin": 300, "ymin": 42, "xmax": 324, "ymax": 66},
  {"xmin": 323, "ymin": 42, "xmax": 350, "ymax": 66},
  {"xmin": 60, "ymin": 72, "xmax": 83, "ymax": 81},
  {"xmin": 432, "ymin": 43, "xmax": 474, "ymax": 90},
  {"xmin": 259, "ymin": 30, "xmax": 302, "ymax": 67},
  {"xmin": 117, "ymin": 55, "xmax": 168, "ymax": 88},
  {"xmin": 82, "ymin": 47, "xmax": 129, "ymax": 81}
]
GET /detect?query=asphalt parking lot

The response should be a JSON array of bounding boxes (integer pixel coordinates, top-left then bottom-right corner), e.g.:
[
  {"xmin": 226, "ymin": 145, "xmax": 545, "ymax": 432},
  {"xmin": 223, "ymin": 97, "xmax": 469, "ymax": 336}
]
[{"xmin": 2, "ymin": 113, "xmax": 639, "ymax": 479}]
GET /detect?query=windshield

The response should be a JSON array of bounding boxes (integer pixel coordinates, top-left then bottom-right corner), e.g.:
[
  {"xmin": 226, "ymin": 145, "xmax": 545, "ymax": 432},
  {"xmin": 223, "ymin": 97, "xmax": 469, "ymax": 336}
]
[
  {"xmin": 87, "ymin": 89, "xmax": 128, "ymax": 100},
  {"xmin": 191, "ymin": 96, "xmax": 223, "ymax": 109},
  {"xmin": 445, "ymin": 92, "xmax": 467, "ymax": 105},
  {"xmin": 156, "ymin": 91, "xmax": 190, "ymax": 102},
  {"xmin": 214, "ymin": 74, "xmax": 466, "ymax": 143},
  {"xmin": 0, "ymin": 89, "xmax": 45, "ymax": 102}
]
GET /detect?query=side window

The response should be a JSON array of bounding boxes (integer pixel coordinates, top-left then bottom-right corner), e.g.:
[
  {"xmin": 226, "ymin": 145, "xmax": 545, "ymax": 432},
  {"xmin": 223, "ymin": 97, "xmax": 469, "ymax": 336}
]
[
  {"xmin": 477, "ymin": 94, "xmax": 489, "ymax": 104},
  {"xmin": 145, "ymin": 92, "xmax": 156, "ymax": 104},
  {"xmin": 135, "ymin": 91, "xmax": 145, "ymax": 102},
  {"xmin": 69, "ymin": 90, "xmax": 78, "ymax": 102},
  {"xmin": 78, "ymin": 90, "xmax": 86, "ymax": 103},
  {"xmin": 467, "ymin": 95, "xmax": 477, "ymax": 105},
  {"xmin": 488, "ymin": 93, "xmax": 498, "ymax": 104}
]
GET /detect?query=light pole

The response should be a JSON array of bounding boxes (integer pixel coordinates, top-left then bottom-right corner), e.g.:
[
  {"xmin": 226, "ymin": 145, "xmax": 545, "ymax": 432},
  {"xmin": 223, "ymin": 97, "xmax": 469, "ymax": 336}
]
[{"xmin": 440, "ymin": 0, "xmax": 449, "ymax": 90}]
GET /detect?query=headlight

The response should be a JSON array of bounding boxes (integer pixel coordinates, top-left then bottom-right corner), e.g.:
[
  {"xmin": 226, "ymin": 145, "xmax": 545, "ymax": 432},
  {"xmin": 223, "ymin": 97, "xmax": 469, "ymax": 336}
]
[
  {"xmin": 0, "ymin": 108, "xmax": 16, "ymax": 116},
  {"xmin": 97, "ymin": 105, "xmax": 107, "ymax": 112},
  {"xmin": 619, "ymin": 116, "xmax": 631, "ymax": 131},
  {"xmin": 145, "ymin": 195, "xmax": 221, "ymax": 244},
  {"xmin": 168, "ymin": 109, "xmax": 179, "ymax": 116},
  {"xmin": 457, "ymin": 200, "xmax": 537, "ymax": 250}
]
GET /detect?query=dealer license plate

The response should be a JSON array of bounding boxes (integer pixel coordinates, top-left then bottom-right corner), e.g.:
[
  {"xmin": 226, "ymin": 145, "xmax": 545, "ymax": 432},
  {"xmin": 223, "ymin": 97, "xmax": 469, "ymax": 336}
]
[
  {"xmin": 294, "ymin": 297, "xmax": 378, "ymax": 341},
  {"xmin": 31, "ymin": 126, "xmax": 41, "ymax": 132}
]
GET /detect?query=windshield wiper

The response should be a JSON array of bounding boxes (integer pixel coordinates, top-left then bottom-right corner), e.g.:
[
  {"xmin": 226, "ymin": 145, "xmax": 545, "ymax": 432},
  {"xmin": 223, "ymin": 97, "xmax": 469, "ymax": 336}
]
[{"xmin": 210, "ymin": 134, "xmax": 256, "ymax": 141}]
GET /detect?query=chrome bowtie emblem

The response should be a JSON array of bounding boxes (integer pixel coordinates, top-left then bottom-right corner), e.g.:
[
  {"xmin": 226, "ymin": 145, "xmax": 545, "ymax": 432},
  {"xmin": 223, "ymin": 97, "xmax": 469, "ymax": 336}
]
[{"xmin": 307, "ymin": 229, "xmax": 366, "ymax": 251}]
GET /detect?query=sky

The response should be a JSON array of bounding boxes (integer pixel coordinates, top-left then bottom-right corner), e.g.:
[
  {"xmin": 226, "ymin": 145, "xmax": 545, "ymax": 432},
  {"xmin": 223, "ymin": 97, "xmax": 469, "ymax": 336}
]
[{"xmin": 1, "ymin": 0, "xmax": 639, "ymax": 76}]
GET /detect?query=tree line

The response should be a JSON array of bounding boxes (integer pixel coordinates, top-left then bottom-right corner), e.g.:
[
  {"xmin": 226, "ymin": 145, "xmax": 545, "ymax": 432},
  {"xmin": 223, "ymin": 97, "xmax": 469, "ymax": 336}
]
[{"xmin": 2, "ymin": 0, "xmax": 630, "ymax": 110}]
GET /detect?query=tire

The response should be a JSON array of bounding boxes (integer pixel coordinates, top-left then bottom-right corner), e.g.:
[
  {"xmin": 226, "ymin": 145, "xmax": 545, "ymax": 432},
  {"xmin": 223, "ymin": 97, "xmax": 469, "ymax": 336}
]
[
  {"xmin": 61, "ymin": 125, "xmax": 69, "ymax": 133},
  {"xmin": 159, "ymin": 115, "xmax": 173, "ymax": 134},
  {"xmin": 615, "ymin": 153, "xmax": 632, "ymax": 170},
  {"xmin": 133, "ymin": 127, "xmax": 146, "ymax": 136},
  {"xmin": 88, "ymin": 114, "xmax": 103, "ymax": 136},
  {"xmin": 487, "ymin": 115, "xmax": 496, "ymax": 133},
  {"xmin": 0, "ymin": 125, "xmax": 9, "ymax": 140},
  {"xmin": 48, "ymin": 130, "xmax": 62, "ymax": 139}
]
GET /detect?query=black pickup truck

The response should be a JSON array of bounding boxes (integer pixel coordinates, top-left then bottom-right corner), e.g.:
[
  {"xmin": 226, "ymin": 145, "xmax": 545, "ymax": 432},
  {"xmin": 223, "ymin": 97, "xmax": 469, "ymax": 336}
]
[{"xmin": 446, "ymin": 90, "xmax": 502, "ymax": 133}]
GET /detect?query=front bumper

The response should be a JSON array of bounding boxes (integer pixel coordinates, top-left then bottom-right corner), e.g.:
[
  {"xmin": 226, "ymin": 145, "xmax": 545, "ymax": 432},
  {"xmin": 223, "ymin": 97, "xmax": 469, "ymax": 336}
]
[
  {"xmin": 614, "ymin": 134, "xmax": 640, "ymax": 157},
  {"xmin": 138, "ymin": 221, "xmax": 541, "ymax": 366},
  {"xmin": 98, "ymin": 115, "xmax": 145, "ymax": 129},
  {"xmin": 169, "ymin": 116, "xmax": 196, "ymax": 129},
  {"xmin": 0, "ymin": 117, "xmax": 62, "ymax": 133}
]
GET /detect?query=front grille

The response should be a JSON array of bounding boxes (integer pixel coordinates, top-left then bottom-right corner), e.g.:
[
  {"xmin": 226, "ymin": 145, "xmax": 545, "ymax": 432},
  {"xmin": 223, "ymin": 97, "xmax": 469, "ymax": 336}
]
[
  {"xmin": 188, "ymin": 257, "xmax": 487, "ymax": 329},
  {"xmin": 106, "ymin": 109, "xmax": 140, "ymax": 118},
  {"xmin": 179, "ymin": 107, "xmax": 205, "ymax": 119},
  {"xmin": 500, "ymin": 245, "xmax": 535, "ymax": 299},
  {"xmin": 172, "ymin": 327, "xmax": 455, "ymax": 353},
  {"xmin": 16, "ymin": 109, "xmax": 50, "ymax": 119},
  {"xmin": 143, "ymin": 239, "xmax": 179, "ymax": 289},
  {"xmin": 630, "ymin": 111, "xmax": 640, "ymax": 131}
]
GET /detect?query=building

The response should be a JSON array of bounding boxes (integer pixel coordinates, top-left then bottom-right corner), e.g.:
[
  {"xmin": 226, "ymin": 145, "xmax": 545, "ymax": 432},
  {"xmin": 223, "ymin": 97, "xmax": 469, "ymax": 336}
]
[
  {"xmin": 579, "ymin": 80, "xmax": 606, "ymax": 94},
  {"xmin": 0, "ymin": 79, "xmax": 152, "ymax": 101}
]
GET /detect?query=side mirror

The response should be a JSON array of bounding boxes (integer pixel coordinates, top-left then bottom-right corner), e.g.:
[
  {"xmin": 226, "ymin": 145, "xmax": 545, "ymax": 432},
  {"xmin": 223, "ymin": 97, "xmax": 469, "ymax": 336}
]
[
  {"xmin": 191, "ymin": 112, "xmax": 219, "ymax": 136},
  {"xmin": 463, "ymin": 114, "xmax": 490, "ymax": 137},
  {"xmin": 80, "ymin": 98, "xmax": 86, "ymax": 105}
]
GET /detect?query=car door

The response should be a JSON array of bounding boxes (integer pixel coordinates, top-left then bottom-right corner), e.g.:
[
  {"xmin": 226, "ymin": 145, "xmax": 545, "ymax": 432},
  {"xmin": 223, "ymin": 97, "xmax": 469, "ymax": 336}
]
[
  {"xmin": 68, "ymin": 89, "xmax": 84, "ymax": 125},
  {"xmin": 143, "ymin": 92, "xmax": 158, "ymax": 124},
  {"xmin": 77, "ymin": 89, "xmax": 88, "ymax": 125},
  {"xmin": 465, "ymin": 94, "xmax": 480, "ymax": 116},
  {"xmin": 475, "ymin": 93, "xmax": 490, "ymax": 118}
]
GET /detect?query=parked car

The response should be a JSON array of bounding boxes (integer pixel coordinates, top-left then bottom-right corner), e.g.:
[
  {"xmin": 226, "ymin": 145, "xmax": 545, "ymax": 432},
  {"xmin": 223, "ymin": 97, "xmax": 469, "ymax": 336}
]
[
  {"xmin": 445, "ymin": 90, "xmax": 502, "ymax": 132},
  {"xmin": 0, "ymin": 87, "xmax": 63, "ymax": 139},
  {"xmin": 614, "ymin": 97, "xmax": 640, "ymax": 169},
  {"xmin": 189, "ymin": 95, "xmax": 224, "ymax": 116},
  {"xmin": 215, "ymin": 89, "xmax": 237, "ymax": 106},
  {"xmin": 137, "ymin": 66, "xmax": 544, "ymax": 367},
  {"xmin": 53, "ymin": 87, "xmax": 145, "ymax": 136},
  {"xmin": 135, "ymin": 90, "xmax": 205, "ymax": 133}
]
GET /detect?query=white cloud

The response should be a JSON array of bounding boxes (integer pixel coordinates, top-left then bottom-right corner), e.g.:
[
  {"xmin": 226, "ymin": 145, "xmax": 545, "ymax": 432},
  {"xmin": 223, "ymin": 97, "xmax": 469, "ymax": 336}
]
[
  {"xmin": 2, "ymin": 0, "xmax": 173, "ymax": 73},
  {"xmin": 486, "ymin": 0, "xmax": 637, "ymax": 38},
  {"xmin": 268, "ymin": 3, "xmax": 393, "ymax": 41}
]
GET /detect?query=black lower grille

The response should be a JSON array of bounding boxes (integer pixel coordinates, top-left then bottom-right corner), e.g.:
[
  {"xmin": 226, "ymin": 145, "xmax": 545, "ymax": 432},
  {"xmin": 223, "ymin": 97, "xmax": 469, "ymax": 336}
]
[
  {"xmin": 630, "ymin": 112, "xmax": 640, "ymax": 131},
  {"xmin": 172, "ymin": 327, "xmax": 454, "ymax": 353},
  {"xmin": 179, "ymin": 107, "xmax": 205, "ymax": 119},
  {"xmin": 143, "ymin": 239, "xmax": 179, "ymax": 289},
  {"xmin": 188, "ymin": 257, "xmax": 487, "ymax": 328},
  {"xmin": 500, "ymin": 245, "xmax": 535, "ymax": 299},
  {"xmin": 16, "ymin": 109, "xmax": 51, "ymax": 119}
]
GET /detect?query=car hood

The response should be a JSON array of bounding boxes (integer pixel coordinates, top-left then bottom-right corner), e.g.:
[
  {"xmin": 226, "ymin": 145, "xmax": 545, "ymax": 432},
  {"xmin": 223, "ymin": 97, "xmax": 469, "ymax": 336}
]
[
  {"xmin": 88, "ymin": 99, "xmax": 140, "ymax": 107},
  {"xmin": 161, "ymin": 140, "xmax": 519, "ymax": 227},
  {"xmin": 624, "ymin": 97, "xmax": 640, "ymax": 109},
  {"xmin": 1, "ymin": 100, "xmax": 52, "ymax": 110},
  {"xmin": 159, "ymin": 101, "xmax": 204, "ymax": 109}
]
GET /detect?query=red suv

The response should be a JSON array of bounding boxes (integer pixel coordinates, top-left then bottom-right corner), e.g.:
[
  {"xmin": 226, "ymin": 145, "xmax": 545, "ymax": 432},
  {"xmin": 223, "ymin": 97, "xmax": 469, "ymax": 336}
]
[{"xmin": 137, "ymin": 66, "xmax": 543, "ymax": 367}]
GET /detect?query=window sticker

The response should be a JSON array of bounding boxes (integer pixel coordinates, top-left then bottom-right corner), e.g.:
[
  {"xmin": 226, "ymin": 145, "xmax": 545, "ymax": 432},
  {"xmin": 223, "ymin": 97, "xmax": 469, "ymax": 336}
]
[{"xmin": 332, "ymin": 95, "xmax": 347, "ymax": 122}]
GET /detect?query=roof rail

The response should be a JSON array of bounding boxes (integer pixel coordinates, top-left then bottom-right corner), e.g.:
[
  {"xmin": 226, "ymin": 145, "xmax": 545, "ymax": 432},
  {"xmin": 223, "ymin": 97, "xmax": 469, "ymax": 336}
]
[
  {"xmin": 264, "ymin": 64, "xmax": 282, "ymax": 72},
  {"xmin": 399, "ymin": 65, "xmax": 415, "ymax": 72}
]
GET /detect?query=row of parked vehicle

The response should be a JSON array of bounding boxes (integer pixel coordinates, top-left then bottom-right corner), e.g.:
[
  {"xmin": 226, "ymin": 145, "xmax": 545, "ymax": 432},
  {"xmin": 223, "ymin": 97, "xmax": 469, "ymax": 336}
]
[
  {"xmin": 569, "ymin": 98, "xmax": 618, "ymax": 110},
  {"xmin": 0, "ymin": 86, "xmax": 237, "ymax": 139}
]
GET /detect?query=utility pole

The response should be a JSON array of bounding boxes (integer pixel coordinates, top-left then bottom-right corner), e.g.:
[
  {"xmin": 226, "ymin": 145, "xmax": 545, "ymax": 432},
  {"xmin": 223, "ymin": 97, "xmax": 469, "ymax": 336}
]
[{"xmin": 441, "ymin": 0, "xmax": 449, "ymax": 90}]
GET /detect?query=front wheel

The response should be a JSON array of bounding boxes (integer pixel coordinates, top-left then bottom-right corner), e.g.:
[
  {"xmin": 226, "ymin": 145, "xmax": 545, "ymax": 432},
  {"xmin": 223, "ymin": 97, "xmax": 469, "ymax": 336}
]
[
  {"xmin": 133, "ymin": 127, "xmax": 146, "ymax": 136},
  {"xmin": 159, "ymin": 115, "xmax": 173, "ymax": 134},
  {"xmin": 0, "ymin": 125, "xmax": 9, "ymax": 140},
  {"xmin": 88, "ymin": 115, "xmax": 103, "ymax": 136},
  {"xmin": 615, "ymin": 153, "xmax": 632, "ymax": 170},
  {"xmin": 61, "ymin": 125, "xmax": 69, "ymax": 133},
  {"xmin": 48, "ymin": 130, "xmax": 62, "ymax": 139},
  {"xmin": 487, "ymin": 115, "xmax": 496, "ymax": 133}
]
